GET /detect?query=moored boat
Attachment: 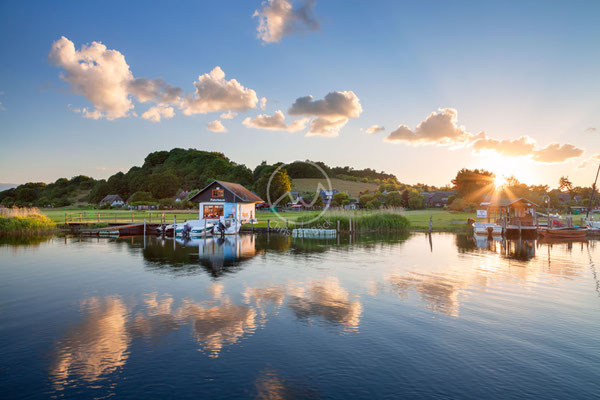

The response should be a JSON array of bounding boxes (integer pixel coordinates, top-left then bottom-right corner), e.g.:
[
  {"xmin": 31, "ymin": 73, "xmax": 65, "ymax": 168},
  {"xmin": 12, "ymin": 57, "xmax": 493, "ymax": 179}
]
[{"xmin": 537, "ymin": 227, "xmax": 588, "ymax": 239}]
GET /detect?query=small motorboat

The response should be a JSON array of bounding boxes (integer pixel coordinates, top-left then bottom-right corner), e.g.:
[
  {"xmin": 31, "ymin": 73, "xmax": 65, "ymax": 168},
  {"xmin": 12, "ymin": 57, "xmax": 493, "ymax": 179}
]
[
  {"xmin": 537, "ymin": 227, "xmax": 588, "ymax": 239},
  {"xmin": 473, "ymin": 222, "xmax": 502, "ymax": 236}
]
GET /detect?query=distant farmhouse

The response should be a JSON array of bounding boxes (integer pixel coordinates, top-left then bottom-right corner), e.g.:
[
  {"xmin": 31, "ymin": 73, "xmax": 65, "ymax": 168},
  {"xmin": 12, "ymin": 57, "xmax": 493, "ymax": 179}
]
[
  {"xmin": 422, "ymin": 191, "xmax": 454, "ymax": 208},
  {"xmin": 100, "ymin": 194, "xmax": 124, "ymax": 207},
  {"xmin": 320, "ymin": 189, "xmax": 339, "ymax": 205}
]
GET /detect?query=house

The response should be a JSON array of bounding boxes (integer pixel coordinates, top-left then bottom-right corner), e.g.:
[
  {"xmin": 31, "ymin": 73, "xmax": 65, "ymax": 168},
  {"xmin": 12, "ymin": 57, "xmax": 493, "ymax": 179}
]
[
  {"xmin": 319, "ymin": 189, "xmax": 339, "ymax": 205},
  {"xmin": 188, "ymin": 180, "xmax": 263, "ymax": 223},
  {"xmin": 174, "ymin": 190, "xmax": 190, "ymax": 202},
  {"xmin": 422, "ymin": 191, "xmax": 454, "ymax": 207},
  {"xmin": 100, "ymin": 194, "xmax": 124, "ymax": 207}
]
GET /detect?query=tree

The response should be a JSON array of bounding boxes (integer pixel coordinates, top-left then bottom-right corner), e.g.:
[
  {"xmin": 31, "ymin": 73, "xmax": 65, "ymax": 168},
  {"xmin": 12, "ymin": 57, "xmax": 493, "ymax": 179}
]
[
  {"xmin": 89, "ymin": 181, "xmax": 111, "ymax": 204},
  {"xmin": 332, "ymin": 192, "xmax": 350, "ymax": 207},
  {"xmin": 255, "ymin": 167, "xmax": 292, "ymax": 205},
  {"xmin": 365, "ymin": 198, "xmax": 382, "ymax": 209},
  {"xmin": 148, "ymin": 171, "xmax": 181, "ymax": 199},
  {"xmin": 558, "ymin": 176, "xmax": 574, "ymax": 198},
  {"xmin": 407, "ymin": 190, "xmax": 425, "ymax": 210},
  {"xmin": 451, "ymin": 168, "xmax": 495, "ymax": 202},
  {"xmin": 385, "ymin": 191, "xmax": 403, "ymax": 207}
]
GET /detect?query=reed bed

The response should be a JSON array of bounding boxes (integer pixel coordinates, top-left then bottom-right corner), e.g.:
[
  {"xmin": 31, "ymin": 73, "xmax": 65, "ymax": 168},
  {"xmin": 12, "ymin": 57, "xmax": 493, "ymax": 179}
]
[
  {"xmin": 295, "ymin": 208, "xmax": 410, "ymax": 232},
  {"xmin": 0, "ymin": 207, "xmax": 56, "ymax": 235}
]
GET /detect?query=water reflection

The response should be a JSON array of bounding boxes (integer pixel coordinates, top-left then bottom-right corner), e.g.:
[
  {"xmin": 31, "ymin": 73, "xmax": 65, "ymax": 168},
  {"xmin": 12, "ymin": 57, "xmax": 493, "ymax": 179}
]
[{"xmin": 51, "ymin": 296, "xmax": 130, "ymax": 388}]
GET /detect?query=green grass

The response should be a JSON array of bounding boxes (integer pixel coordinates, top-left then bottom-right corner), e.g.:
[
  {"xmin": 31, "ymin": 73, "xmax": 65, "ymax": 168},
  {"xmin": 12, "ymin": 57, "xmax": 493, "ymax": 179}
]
[
  {"xmin": 39, "ymin": 207, "xmax": 475, "ymax": 232},
  {"xmin": 291, "ymin": 178, "xmax": 379, "ymax": 198},
  {"xmin": 295, "ymin": 209, "xmax": 410, "ymax": 232}
]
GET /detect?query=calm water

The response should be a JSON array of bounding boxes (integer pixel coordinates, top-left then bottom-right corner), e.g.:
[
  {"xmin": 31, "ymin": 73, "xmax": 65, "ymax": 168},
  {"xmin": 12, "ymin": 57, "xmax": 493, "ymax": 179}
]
[{"xmin": 1, "ymin": 233, "xmax": 599, "ymax": 399}]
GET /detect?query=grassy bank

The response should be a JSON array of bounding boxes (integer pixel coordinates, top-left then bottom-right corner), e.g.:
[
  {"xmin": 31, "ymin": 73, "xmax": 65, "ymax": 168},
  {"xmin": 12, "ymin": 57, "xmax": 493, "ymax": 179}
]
[
  {"xmin": 295, "ymin": 209, "xmax": 410, "ymax": 232},
  {"xmin": 0, "ymin": 208, "xmax": 57, "ymax": 235},
  {"xmin": 39, "ymin": 207, "xmax": 475, "ymax": 232}
]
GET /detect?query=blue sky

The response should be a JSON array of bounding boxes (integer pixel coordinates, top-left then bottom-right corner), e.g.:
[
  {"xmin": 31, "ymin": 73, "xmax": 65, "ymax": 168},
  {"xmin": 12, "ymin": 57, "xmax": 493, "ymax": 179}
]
[{"xmin": 1, "ymin": 0, "xmax": 599, "ymax": 187}]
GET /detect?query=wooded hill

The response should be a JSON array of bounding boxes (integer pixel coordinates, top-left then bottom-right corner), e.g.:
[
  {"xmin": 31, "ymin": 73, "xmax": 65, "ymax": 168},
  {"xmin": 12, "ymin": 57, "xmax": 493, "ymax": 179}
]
[{"xmin": 0, "ymin": 148, "xmax": 403, "ymax": 207}]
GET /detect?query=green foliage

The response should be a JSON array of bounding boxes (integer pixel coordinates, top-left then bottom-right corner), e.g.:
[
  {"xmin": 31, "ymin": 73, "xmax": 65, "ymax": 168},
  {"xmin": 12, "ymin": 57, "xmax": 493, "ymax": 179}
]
[
  {"xmin": 0, "ymin": 214, "xmax": 56, "ymax": 235},
  {"xmin": 451, "ymin": 168, "xmax": 495, "ymax": 202},
  {"xmin": 255, "ymin": 167, "xmax": 292, "ymax": 204},
  {"xmin": 128, "ymin": 191, "xmax": 154, "ymax": 203},
  {"xmin": 365, "ymin": 199, "xmax": 382, "ymax": 209},
  {"xmin": 332, "ymin": 192, "xmax": 349, "ymax": 207},
  {"xmin": 384, "ymin": 191, "xmax": 403, "ymax": 207},
  {"xmin": 407, "ymin": 190, "xmax": 425, "ymax": 210}
]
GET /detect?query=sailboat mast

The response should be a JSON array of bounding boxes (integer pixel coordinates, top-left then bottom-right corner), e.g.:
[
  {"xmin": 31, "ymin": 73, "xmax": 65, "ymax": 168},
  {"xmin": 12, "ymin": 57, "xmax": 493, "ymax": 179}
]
[{"xmin": 586, "ymin": 163, "xmax": 600, "ymax": 218}]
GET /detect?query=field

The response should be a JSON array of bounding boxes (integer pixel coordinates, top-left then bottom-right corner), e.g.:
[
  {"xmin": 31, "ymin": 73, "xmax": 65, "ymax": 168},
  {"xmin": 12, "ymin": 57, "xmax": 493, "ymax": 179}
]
[
  {"xmin": 291, "ymin": 178, "xmax": 379, "ymax": 198},
  {"xmin": 41, "ymin": 207, "xmax": 475, "ymax": 231}
]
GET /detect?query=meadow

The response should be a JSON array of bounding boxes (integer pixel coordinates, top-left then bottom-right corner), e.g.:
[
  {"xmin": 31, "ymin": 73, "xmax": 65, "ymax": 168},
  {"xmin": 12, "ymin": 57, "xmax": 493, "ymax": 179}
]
[{"xmin": 39, "ymin": 207, "xmax": 475, "ymax": 232}]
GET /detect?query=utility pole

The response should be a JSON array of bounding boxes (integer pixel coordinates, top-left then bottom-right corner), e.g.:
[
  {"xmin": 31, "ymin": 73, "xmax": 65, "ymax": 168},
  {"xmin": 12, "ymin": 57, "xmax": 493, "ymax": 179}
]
[{"xmin": 586, "ymin": 163, "xmax": 600, "ymax": 219}]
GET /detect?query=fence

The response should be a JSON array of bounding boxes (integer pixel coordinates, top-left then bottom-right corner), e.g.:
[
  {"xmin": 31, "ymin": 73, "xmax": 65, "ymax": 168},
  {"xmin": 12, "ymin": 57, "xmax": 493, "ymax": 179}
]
[{"xmin": 64, "ymin": 211, "xmax": 197, "ymax": 224}]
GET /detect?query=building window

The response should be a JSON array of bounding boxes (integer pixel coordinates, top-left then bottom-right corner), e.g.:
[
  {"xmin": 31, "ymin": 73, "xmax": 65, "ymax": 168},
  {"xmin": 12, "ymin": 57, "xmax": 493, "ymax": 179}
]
[
  {"xmin": 203, "ymin": 204, "xmax": 224, "ymax": 219},
  {"xmin": 212, "ymin": 189, "xmax": 224, "ymax": 198}
]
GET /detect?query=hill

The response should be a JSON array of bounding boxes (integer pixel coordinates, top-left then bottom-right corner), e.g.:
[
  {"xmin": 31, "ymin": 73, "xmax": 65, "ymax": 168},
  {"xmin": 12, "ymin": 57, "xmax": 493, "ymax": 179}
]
[{"xmin": 292, "ymin": 178, "xmax": 379, "ymax": 198}]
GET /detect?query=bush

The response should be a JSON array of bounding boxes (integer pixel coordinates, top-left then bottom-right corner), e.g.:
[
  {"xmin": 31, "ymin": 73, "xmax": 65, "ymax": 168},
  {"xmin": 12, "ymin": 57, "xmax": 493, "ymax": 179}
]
[{"xmin": 0, "ymin": 208, "xmax": 56, "ymax": 235}]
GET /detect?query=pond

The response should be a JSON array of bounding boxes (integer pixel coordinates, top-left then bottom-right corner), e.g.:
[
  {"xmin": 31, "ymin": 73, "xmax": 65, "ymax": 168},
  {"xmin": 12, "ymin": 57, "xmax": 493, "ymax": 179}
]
[{"xmin": 1, "ymin": 233, "xmax": 599, "ymax": 399}]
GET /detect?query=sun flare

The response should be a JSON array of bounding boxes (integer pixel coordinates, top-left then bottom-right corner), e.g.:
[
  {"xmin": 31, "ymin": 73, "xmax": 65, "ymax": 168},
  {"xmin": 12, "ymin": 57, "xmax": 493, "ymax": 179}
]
[{"xmin": 494, "ymin": 174, "xmax": 507, "ymax": 188}]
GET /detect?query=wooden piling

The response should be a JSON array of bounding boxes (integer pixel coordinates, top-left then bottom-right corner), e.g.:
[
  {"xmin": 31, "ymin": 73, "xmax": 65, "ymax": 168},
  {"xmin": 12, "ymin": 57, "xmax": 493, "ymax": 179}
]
[
  {"xmin": 337, "ymin": 220, "xmax": 340, "ymax": 234},
  {"xmin": 267, "ymin": 219, "xmax": 270, "ymax": 232}
]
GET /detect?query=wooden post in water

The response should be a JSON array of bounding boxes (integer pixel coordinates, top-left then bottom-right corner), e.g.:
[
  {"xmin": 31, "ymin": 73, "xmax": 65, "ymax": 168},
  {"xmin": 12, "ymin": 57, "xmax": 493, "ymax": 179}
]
[
  {"xmin": 429, "ymin": 215, "xmax": 433, "ymax": 233},
  {"xmin": 286, "ymin": 219, "xmax": 289, "ymax": 231},
  {"xmin": 267, "ymin": 219, "xmax": 270, "ymax": 232},
  {"xmin": 204, "ymin": 219, "xmax": 207, "ymax": 237},
  {"xmin": 349, "ymin": 217, "xmax": 352, "ymax": 234},
  {"xmin": 337, "ymin": 220, "xmax": 340, "ymax": 234},
  {"xmin": 144, "ymin": 218, "xmax": 146, "ymax": 236}
]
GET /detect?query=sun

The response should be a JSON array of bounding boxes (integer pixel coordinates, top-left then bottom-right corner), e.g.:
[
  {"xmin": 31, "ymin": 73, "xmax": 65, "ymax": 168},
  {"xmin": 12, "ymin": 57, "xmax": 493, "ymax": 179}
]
[{"xmin": 494, "ymin": 174, "xmax": 507, "ymax": 188}]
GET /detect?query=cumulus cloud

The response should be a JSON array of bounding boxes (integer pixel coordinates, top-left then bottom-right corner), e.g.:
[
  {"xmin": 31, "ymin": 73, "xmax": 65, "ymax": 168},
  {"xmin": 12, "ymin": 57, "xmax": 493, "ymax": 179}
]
[
  {"xmin": 385, "ymin": 108, "xmax": 471, "ymax": 145},
  {"xmin": 365, "ymin": 125, "xmax": 385, "ymax": 134},
  {"xmin": 141, "ymin": 104, "xmax": 175, "ymax": 123},
  {"xmin": 259, "ymin": 97, "xmax": 267, "ymax": 110},
  {"xmin": 288, "ymin": 91, "xmax": 362, "ymax": 136},
  {"xmin": 128, "ymin": 78, "xmax": 182, "ymax": 104},
  {"xmin": 532, "ymin": 143, "xmax": 584, "ymax": 163},
  {"xmin": 49, "ymin": 36, "xmax": 134, "ymax": 119},
  {"xmin": 577, "ymin": 154, "xmax": 600, "ymax": 169},
  {"xmin": 253, "ymin": 0, "xmax": 319, "ymax": 44},
  {"xmin": 471, "ymin": 133, "xmax": 536, "ymax": 156},
  {"xmin": 50, "ymin": 37, "xmax": 261, "ymax": 123},
  {"xmin": 207, "ymin": 120, "xmax": 227, "ymax": 133},
  {"xmin": 220, "ymin": 111, "xmax": 237, "ymax": 120},
  {"xmin": 242, "ymin": 110, "xmax": 308, "ymax": 132},
  {"xmin": 182, "ymin": 67, "xmax": 258, "ymax": 115},
  {"xmin": 68, "ymin": 105, "xmax": 104, "ymax": 120}
]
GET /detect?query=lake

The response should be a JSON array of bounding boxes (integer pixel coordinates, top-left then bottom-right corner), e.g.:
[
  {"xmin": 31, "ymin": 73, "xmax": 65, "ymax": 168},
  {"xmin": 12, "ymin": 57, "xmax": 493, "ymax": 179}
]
[{"xmin": 1, "ymin": 233, "xmax": 599, "ymax": 399}]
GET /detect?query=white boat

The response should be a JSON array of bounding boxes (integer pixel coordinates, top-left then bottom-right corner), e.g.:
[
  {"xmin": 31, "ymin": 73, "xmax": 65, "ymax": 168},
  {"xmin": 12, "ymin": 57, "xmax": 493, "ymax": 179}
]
[
  {"xmin": 168, "ymin": 219, "xmax": 214, "ymax": 236},
  {"xmin": 212, "ymin": 217, "xmax": 242, "ymax": 235},
  {"xmin": 473, "ymin": 222, "xmax": 502, "ymax": 236}
]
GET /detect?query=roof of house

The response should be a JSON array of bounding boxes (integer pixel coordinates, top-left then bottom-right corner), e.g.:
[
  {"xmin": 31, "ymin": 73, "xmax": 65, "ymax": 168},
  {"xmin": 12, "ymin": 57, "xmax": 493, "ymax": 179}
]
[
  {"xmin": 483, "ymin": 196, "xmax": 538, "ymax": 208},
  {"xmin": 101, "ymin": 194, "xmax": 124, "ymax": 203},
  {"xmin": 190, "ymin": 180, "xmax": 263, "ymax": 203},
  {"xmin": 174, "ymin": 190, "xmax": 190, "ymax": 201}
]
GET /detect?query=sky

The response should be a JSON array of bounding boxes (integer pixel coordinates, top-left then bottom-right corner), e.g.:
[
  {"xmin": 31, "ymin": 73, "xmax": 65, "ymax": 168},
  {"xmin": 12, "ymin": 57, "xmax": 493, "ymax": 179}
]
[{"xmin": 0, "ymin": 0, "xmax": 599, "ymax": 188}]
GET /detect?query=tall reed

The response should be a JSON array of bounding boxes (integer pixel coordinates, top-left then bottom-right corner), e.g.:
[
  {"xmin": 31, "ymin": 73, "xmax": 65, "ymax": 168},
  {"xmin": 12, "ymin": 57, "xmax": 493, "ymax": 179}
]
[
  {"xmin": 295, "ymin": 208, "xmax": 410, "ymax": 232},
  {"xmin": 0, "ymin": 207, "xmax": 56, "ymax": 235}
]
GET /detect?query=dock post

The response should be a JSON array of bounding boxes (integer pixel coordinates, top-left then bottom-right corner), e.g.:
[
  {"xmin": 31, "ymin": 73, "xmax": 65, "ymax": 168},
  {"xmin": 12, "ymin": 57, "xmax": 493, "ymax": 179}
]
[
  {"xmin": 204, "ymin": 219, "xmax": 207, "ymax": 237},
  {"xmin": 144, "ymin": 218, "xmax": 146, "ymax": 236},
  {"xmin": 267, "ymin": 219, "xmax": 270, "ymax": 232},
  {"xmin": 337, "ymin": 220, "xmax": 340, "ymax": 234},
  {"xmin": 349, "ymin": 217, "xmax": 352, "ymax": 234},
  {"xmin": 286, "ymin": 219, "xmax": 289, "ymax": 231},
  {"xmin": 251, "ymin": 219, "xmax": 254, "ymax": 233},
  {"xmin": 429, "ymin": 215, "xmax": 433, "ymax": 233}
]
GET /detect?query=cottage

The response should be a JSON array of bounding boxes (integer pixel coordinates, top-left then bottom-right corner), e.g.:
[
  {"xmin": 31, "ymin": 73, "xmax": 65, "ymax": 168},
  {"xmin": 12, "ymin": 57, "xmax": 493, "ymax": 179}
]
[
  {"xmin": 422, "ymin": 191, "xmax": 454, "ymax": 207},
  {"xmin": 188, "ymin": 180, "xmax": 263, "ymax": 224},
  {"xmin": 320, "ymin": 189, "xmax": 339, "ymax": 205},
  {"xmin": 100, "ymin": 194, "xmax": 124, "ymax": 207}
]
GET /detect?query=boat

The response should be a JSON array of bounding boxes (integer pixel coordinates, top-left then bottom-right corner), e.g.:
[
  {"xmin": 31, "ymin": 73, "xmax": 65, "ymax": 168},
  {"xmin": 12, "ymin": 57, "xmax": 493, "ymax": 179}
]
[
  {"xmin": 473, "ymin": 222, "xmax": 502, "ymax": 236},
  {"xmin": 537, "ymin": 227, "xmax": 588, "ymax": 239}
]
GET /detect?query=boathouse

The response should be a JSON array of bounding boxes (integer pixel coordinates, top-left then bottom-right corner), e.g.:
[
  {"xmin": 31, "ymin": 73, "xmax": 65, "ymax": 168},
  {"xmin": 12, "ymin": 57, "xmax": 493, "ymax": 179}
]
[
  {"xmin": 188, "ymin": 180, "xmax": 263, "ymax": 223},
  {"xmin": 483, "ymin": 196, "xmax": 538, "ymax": 237}
]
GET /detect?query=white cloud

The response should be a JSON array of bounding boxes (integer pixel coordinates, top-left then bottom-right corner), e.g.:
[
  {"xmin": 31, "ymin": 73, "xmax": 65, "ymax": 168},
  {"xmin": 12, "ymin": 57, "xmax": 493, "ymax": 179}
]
[
  {"xmin": 385, "ymin": 108, "xmax": 471, "ymax": 145},
  {"xmin": 182, "ymin": 67, "xmax": 259, "ymax": 115},
  {"xmin": 471, "ymin": 133, "xmax": 536, "ymax": 156},
  {"xmin": 128, "ymin": 78, "xmax": 182, "ymax": 104},
  {"xmin": 253, "ymin": 0, "xmax": 319, "ymax": 44},
  {"xmin": 68, "ymin": 105, "xmax": 104, "ymax": 120},
  {"xmin": 49, "ymin": 36, "xmax": 134, "ymax": 120},
  {"xmin": 365, "ymin": 125, "xmax": 384, "ymax": 134},
  {"xmin": 207, "ymin": 120, "xmax": 227, "ymax": 133},
  {"xmin": 220, "ymin": 111, "xmax": 238, "ymax": 120},
  {"xmin": 288, "ymin": 90, "xmax": 362, "ymax": 137},
  {"xmin": 259, "ymin": 97, "xmax": 267, "ymax": 110},
  {"xmin": 577, "ymin": 154, "xmax": 600, "ymax": 169},
  {"xmin": 532, "ymin": 143, "xmax": 584, "ymax": 163},
  {"xmin": 141, "ymin": 104, "xmax": 175, "ymax": 123},
  {"xmin": 242, "ymin": 110, "xmax": 308, "ymax": 132}
]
